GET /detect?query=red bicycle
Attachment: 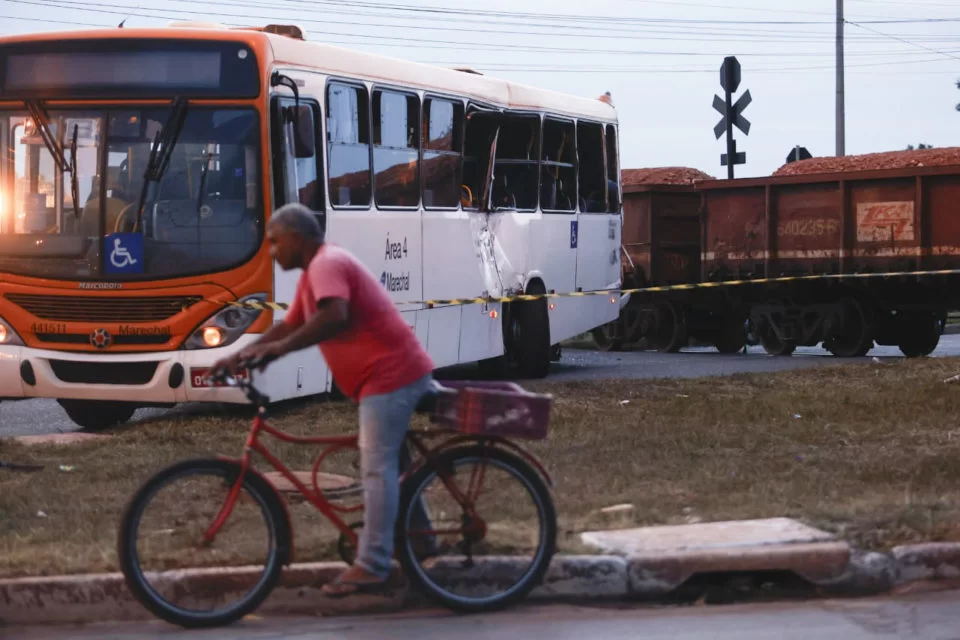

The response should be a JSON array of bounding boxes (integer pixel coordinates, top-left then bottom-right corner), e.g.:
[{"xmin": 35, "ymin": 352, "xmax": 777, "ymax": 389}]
[{"xmin": 117, "ymin": 360, "xmax": 557, "ymax": 629}]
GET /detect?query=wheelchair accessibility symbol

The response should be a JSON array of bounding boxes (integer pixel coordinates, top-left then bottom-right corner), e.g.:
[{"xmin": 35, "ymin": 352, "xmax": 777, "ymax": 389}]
[
  {"xmin": 104, "ymin": 233, "xmax": 144, "ymax": 274},
  {"xmin": 110, "ymin": 238, "xmax": 137, "ymax": 268}
]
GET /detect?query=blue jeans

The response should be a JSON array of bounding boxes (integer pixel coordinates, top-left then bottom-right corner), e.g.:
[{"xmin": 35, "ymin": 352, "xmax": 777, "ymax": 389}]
[{"xmin": 355, "ymin": 373, "xmax": 434, "ymax": 578}]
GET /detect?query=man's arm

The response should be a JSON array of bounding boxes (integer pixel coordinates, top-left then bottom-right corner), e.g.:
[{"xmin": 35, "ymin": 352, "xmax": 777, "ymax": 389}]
[
  {"xmin": 211, "ymin": 313, "xmax": 298, "ymax": 373},
  {"xmin": 250, "ymin": 320, "xmax": 296, "ymax": 347},
  {"xmin": 275, "ymin": 298, "xmax": 350, "ymax": 355}
]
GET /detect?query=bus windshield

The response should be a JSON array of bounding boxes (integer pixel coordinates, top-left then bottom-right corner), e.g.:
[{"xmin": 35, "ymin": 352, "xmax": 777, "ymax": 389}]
[{"xmin": 0, "ymin": 106, "xmax": 262, "ymax": 281}]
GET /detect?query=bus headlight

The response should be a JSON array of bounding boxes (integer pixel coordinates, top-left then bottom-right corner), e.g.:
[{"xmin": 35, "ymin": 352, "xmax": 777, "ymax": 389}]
[
  {"xmin": 201, "ymin": 326, "xmax": 225, "ymax": 348},
  {"xmin": 0, "ymin": 317, "xmax": 24, "ymax": 346},
  {"xmin": 184, "ymin": 294, "xmax": 266, "ymax": 350}
]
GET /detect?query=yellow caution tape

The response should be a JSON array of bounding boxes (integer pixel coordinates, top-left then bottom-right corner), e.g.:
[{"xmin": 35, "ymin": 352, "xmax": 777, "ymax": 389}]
[{"xmin": 193, "ymin": 267, "xmax": 960, "ymax": 312}]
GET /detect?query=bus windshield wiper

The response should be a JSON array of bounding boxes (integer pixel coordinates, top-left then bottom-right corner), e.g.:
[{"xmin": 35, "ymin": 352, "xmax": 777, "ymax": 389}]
[
  {"xmin": 25, "ymin": 100, "xmax": 80, "ymax": 219},
  {"xmin": 133, "ymin": 97, "xmax": 189, "ymax": 233},
  {"xmin": 68, "ymin": 124, "xmax": 80, "ymax": 220}
]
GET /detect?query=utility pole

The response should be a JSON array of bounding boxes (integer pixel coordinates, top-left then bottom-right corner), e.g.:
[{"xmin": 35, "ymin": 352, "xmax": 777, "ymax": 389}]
[{"xmin": 836, "ymin": 0, "xmax": 845, "ymax": 156}]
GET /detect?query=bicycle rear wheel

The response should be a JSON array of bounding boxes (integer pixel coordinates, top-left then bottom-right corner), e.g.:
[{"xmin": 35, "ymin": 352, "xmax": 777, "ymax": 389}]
[
  {"xmin": 395, "ymin": 445, "xmax": 556, "ymax": 613},
  {"xmin": 117, "ymin": 459, "xmax": 291, "ymax": 628}
]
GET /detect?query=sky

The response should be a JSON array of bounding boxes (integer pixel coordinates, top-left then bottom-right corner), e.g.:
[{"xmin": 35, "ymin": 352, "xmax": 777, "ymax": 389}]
[{"xmin": 2, "ymin": 0, "xmax": 959, "ymax": 178}]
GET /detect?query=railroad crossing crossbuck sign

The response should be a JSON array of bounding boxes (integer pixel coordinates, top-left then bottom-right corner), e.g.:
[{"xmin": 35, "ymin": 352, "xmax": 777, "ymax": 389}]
[{"xmin": 713, "ymin": 55, "xmax": 751, "ymax": 179}]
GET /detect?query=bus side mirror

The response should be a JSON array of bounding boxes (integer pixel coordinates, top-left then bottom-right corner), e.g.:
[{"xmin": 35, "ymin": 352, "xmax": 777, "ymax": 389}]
[{"xmin": 286, "ymin": 105, "xmax": 315, "ymax": 159}]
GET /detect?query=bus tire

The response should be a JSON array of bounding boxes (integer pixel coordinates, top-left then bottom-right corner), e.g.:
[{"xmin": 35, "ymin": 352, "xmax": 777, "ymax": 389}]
[
  {"xmin": 58, "ymin": 399, "xmax": 137, "ymax": 431},
  {"xmin": 513, "ymin": 287, "xmax": 551, "ymax": 379}
]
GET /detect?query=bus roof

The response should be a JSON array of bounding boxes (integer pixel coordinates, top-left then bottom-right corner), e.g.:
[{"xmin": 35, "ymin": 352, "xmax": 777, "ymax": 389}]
[{"xmin": 0, "ymin": 25, "xmax": 618, "ymax": 123}]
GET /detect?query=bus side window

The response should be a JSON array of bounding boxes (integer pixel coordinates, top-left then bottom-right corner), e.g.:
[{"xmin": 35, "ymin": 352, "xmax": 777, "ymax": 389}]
[
  {"xmin": 541, "ymin": 118, "xmax": 576, "ymax": 213},
  {"xmin": 605, "ymin": 124, "xmax": 621, "ymax": 213},
  {"xmin": 577, "ymin": 121, "xmax": 606, "ymax": 213},
  {"xmin": 493, "ymin": 115, "xmax": 540, "ymax": 212},
  {"xmin": 462, "ymin": 114, "xmax": 486, "ymax": 211},
  {"xmin": 327, "ymin": 83, "xmax": 372, "ymax": 208},
  {"xmin": 373, "ymin": 89, "xmax": 419, "ymax": 208},
  {"xmin": 422, "ymin": 97, "xmax": 463, "ymax": 209}
]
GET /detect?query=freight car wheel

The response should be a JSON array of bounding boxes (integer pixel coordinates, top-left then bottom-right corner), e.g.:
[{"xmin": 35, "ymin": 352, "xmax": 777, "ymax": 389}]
[
  {"xmin": 623, "ymin": 306, "xmax": 643, "ymax": 343},
  {"xmin": 652, "ymin": 302, "xmax": 687, "ymax": 353},
  {"xmin": 825, "ymin": 298, "xmax": 874, "ymax": 358},
  {"xmin": 714, "ymin": 317, "xmax": 748, "ymax": 354},
  {"xmin": 592, "ymin": 320, "xmax": 624, "ymax": 352},
  {"xmin": 757, "ymin": 323, "xmax": 796, "ymax": 357},
  {"xmin": 897, "ymin": 311, "xmax": 941, "ymax": 358}
]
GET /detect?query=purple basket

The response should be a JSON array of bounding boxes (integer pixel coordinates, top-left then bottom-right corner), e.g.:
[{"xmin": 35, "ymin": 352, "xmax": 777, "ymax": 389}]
[{"xmin": 432, "ymin": 381, "xmax": 552, "ymax": 440}]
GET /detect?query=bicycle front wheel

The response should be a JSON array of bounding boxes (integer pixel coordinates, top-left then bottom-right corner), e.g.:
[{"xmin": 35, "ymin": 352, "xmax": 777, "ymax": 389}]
[
  {"xmin": 117, "ymin": 459, "xmax": 291, "ymax": 628},
  {"xmin": 396, "ymin": 445, "xmax": 557, "ymax": 613}
]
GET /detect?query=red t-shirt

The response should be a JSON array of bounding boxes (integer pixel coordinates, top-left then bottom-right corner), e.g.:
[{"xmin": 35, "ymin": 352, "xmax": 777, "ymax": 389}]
[{"xmin": 282, "ymin": 243, "xmax": 434, "ymax": 401}]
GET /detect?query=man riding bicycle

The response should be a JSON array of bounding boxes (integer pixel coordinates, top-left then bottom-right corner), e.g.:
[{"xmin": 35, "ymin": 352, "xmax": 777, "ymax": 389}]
[{"xmin": 211, "ymin": 203, "xmax": 435, "ymax": 597}]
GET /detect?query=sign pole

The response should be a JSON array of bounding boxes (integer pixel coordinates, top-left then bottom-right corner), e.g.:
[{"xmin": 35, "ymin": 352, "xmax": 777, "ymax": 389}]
[
  {"xmin": 725, "ymin": 86, "xmax": 735, "ymax": 179},
  {"xmin": 714, "ymin": 56, "xmax": 749, "ymax": 179}
]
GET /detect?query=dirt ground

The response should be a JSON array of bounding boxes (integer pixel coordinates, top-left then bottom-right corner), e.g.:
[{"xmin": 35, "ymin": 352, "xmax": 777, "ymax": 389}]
[{"xmin": 4, "ymin": 357, "xmax": 960, "ymax": 578}]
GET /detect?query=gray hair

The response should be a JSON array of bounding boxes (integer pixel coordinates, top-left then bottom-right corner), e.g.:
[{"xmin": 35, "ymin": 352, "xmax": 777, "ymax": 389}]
[{"xmin": 269, "ymin": 203, "xmax": 324, "ymax": 242}]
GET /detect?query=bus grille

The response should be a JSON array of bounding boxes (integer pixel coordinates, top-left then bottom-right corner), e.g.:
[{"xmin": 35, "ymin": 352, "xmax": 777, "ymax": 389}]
[
  {"xmin": 36, "ymin": 333, "xmax": 172, "ymax": 346},
  {"xmin": 49, "ymin": 360, "xmax": 159, "ymax": 385},
  {"xmin": 5, "ymin": 294, "xmax": 201, "ymax": 322}
]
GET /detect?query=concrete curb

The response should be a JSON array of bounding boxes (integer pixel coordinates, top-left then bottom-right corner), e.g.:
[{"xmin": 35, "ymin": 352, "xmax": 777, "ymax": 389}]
[
  {"xmin": 0, "ymin": 556, "xmax": 629, "ymax": 626},
  {"xmin": 892, "ymin": 542, "xmax": 960, "ymax": 583},
  {"xmin": 4, "ymin": 545, "xmax": 960, "ymax": 627}
]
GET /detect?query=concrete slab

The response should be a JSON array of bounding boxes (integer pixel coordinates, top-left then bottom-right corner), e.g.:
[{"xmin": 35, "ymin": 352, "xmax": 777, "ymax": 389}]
[
  {"xmin": 581, "ymin": 517, "xmax": 838, "ymax": 555},
  {"xmin": 581, "ymin": 518, "xmax": 851, "ymax": 596}
]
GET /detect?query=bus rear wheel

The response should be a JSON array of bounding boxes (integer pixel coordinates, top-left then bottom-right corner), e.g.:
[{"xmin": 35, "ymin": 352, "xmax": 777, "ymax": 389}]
[{"xmin": 58, "ymin": 399, "xmax": 137, "ymax": 431}]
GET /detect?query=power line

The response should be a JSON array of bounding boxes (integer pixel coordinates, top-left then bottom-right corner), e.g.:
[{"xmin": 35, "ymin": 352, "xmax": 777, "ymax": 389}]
[
  {"xmin": 448, "ymin": 55, "xmax": 959, "ymax": 74},
  {"xmin": 10, "ymin": 0, "xmax": 960, "ymax": 48},
  {"xmin": 1, "ymin": 13, "xmax": 957, "ymax": 77},
  {"xmin": 2, "ymin": 0, "xmax": 845, "ymax": 41},
  {"xmin": 0, "ymin": 14, "xmax": 102, "ymax": 27},
  {"xmin": 4, "ymin": 13, "xmax": 958, "ymax": 60},
  {"xmin": 846, "ymin": 19, "xmax": 960, "ymax": 61},
  {"xmin": 226, "ymin": 0, "xmax": 960, "ymax": 25},
  {"xmin": 194, "ymin": 0, "xmax": 845, "ymax": 38},
  {"xmin": 619, "ymin": 0, "xmax": 900, "ymax": 20},
  {"xmin": 12, "ymin": 0, "xmax": 960, "ymax": 29},
  {"xmin": 848, "ymin": 0, "xmax": 960, "ymax": 8}
]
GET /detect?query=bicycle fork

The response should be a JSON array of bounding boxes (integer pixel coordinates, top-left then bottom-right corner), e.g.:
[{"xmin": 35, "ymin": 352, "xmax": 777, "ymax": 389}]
[
  {"xmin": 423, "ymin": 445, "xmax": 492, "ymax": 568},
  {"xmin": 202, "ymin": 430, "xmax": 260, "ymax": 545}
]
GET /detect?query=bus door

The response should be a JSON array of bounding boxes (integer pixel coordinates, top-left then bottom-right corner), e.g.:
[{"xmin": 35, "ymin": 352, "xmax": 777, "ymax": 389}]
[
  {"xmin": 421, "ymin": 103, "xmax": 505, "ymax": 366},
  {"xmin": 269, "ymin": 91, "xmax": 332, "ymax": 397}
]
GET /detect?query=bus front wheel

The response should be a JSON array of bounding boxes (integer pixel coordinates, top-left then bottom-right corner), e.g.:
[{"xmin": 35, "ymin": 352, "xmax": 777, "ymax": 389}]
[
  {"xmin": 510, "ymin": 286, "xmax": 551, "ymax": 379},
  {"xmin": 58, "ymin": 399, "xmax": 137, "ymax": 431}
]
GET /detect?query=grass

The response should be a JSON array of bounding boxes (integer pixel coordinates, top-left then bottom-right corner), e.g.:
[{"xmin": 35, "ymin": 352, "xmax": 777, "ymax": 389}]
[{"xmin": 4, "ymin": 357, "xmax": 960, "ymax": 578}]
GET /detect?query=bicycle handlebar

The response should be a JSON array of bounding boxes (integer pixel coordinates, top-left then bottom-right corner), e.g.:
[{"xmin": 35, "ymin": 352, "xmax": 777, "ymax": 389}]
[{"xmin": 205, "ymin": 354, "xmax": 276, "ymax": 406}]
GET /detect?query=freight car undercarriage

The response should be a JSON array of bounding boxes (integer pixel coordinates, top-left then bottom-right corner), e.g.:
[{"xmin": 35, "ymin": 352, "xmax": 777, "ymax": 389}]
[{"xmin": 594, "ymin": 277, "xmax": 949, "ymax": 358}]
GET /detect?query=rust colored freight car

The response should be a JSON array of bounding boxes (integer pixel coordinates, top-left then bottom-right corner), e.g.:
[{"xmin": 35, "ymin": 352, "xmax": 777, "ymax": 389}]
[
  {"xmin": 695, "ymin": 162, "xmax": 960, "ymax": 357},
  {"xmin": 592, "ymin": 167, "xmax": 725, "ymax": 352}
]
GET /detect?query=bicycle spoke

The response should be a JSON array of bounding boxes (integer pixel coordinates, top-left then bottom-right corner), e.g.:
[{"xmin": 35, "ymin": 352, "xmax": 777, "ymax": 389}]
[
  {"xmin": 398, "ymin": 446, "xmax": 556, "ymax": 612},
  {"xmin": 466, "ymin": 454, "xmax": 488, "ymax": 506},
  {"xmin": 119, "ymin": 461, "xmax": 287, "ymax": 627}
]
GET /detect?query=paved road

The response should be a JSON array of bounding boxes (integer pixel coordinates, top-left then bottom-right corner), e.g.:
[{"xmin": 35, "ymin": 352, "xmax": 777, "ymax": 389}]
[
  {"xmin": 4, "ymin": 335, "xmax": 960, "ymax": 438},
  {"xmin": 9, "ymin": 590, "xmax": 960, "ymax": 639}
]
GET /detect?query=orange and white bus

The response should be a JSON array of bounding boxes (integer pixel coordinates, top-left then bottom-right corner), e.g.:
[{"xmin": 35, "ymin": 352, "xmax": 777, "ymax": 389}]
[{"xmin": 0, "ymin": 22, "xmax": 624, "ymax": 430}]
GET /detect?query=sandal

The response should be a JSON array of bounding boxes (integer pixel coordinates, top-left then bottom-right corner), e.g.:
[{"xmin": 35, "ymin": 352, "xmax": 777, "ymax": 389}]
[{"xmin": 321, "ymin": 573, "xmax": 391, "ymax": 598}]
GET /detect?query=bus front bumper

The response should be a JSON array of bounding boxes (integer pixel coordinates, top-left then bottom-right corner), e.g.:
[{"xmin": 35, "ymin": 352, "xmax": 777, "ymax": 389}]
[{"xmin": 0, "ymin": 336, "xmax": 259, "ymax": 405}]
